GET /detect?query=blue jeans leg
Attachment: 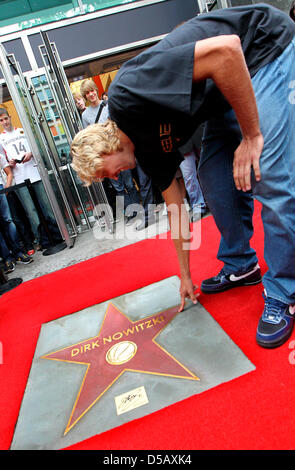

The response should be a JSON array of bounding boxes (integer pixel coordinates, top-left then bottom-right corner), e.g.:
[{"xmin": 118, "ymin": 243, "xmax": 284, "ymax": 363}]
[
  {"xmin": 251, "ymin": 37, "xmax": 295, "ymax": 304},
  {"xmin": 0, "ymin": 184, "xmax": 22, "ymax": 258},
  {"xmin": 198, "ymin": 110, "xmax": 258, "ymax": 274},
  {"xmin": 16, "ymin": 185, "xmax": 40, "ymax": 239},
  {"xmin": 121, "ymin": 170, "xmax": 140, "ymax": 207},
  {"xmin": 110, "ymin": 170, "xmax": 140, "ymax": 215},
  {"xmin": 16, "ymin": 180, "xmax": 59, "ymax": 241},
  {"xmin": 136, "ymin": 163, "xmax": 153, "ymax": 222},
  {"xmin": 180, "ymin": 151, "xmax": 205, "ymax": 209},
  {"xmin": 0, "ymin": 230, "xmax": 13, "ymax": 261},
  {"xmin": 32, "ymin": 180, "xmax": 56, "ymax": 221},
  {"xmin": 109, "ymin": 172, "xmax": 126, "ymax": 214},
  {"xmin": 6, "ymin": 191, "xmax": 34, "ymax": 250}
]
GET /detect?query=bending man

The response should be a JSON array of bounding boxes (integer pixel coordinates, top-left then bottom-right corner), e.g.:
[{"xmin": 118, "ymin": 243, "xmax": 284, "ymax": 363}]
[{"xmin": 71, "ymin": 4, "xmax": 295, "ymax": 349}]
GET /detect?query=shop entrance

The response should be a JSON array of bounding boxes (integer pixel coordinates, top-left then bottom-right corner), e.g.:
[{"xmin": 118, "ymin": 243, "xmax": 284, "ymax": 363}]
[{"xmin": 0, "ymin": 35, "xmax": 114, "ymax": 254}]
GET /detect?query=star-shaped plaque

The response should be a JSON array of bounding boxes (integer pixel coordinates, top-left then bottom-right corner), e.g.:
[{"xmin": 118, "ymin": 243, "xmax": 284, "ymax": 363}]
[{"xmin": 42, "ymin": 303, "xmax": 199, "ymax": 434}]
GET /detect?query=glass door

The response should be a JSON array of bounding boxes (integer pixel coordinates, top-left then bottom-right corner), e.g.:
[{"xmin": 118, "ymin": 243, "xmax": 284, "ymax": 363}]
[
  {"xmin": 27, "ymin": 72, "xmax": 91, "ymax": 233},
  {"xmin": 38, "ymin": 31, "xmax": 115, "ymax": 232},
  {"xmin": 0, "ymin": 43, "xmax": 74, "ymax": 248}
]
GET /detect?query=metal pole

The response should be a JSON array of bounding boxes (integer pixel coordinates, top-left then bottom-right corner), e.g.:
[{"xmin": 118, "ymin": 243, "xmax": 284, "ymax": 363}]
[{"xmin": 0, "ymin": 43, "xmax": 73, "ymax": 248}]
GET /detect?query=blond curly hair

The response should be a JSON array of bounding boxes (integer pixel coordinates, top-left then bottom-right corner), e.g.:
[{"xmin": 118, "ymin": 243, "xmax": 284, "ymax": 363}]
[{"xmin": 71, "ymin": 120, "xmax": 121, "ymax": 186}]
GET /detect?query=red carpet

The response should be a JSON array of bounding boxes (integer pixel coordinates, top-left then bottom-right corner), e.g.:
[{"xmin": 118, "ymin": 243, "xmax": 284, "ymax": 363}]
[{"xmin": 1, "ymin": 202, "xmax": 295, "ymax": 450}]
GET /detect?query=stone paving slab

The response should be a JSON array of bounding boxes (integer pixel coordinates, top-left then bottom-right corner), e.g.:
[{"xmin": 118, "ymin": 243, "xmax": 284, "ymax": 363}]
[{"xmin": 11, "ymin": 276, "xmax": 255, "ymax": 449}]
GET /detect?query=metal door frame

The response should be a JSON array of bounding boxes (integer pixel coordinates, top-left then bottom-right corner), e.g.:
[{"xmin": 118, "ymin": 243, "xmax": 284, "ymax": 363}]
[
  {"xmin": 38, "ymin": 32, "xmax": 115, "ymax": 232},
  {"xmin": 25, "ymin": 73, "xmax": 88, "ymax": 232},
  {"xmin": 0, "ymin": 43, "xmax": 74, "ymax": 247},
  {"xmin": 19, "ymin": 69, "xmax": 80, "ymax": 234}
]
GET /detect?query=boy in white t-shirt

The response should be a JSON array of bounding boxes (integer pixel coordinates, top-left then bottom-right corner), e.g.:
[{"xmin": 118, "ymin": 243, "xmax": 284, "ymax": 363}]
[{"xmin": 0, "ymin": 124, "xmax": 40, "ymax": 185}]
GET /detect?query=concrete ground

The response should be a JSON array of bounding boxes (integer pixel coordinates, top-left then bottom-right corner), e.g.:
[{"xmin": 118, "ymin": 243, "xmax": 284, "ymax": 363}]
[{"xmin": 7, "ymin": 204, "xmax": 171, "ymax": 284}]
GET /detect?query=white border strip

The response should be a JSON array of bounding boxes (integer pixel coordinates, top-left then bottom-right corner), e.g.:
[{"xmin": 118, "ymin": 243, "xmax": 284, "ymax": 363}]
[{"xmin": 21, "ymin": 35, "xmax": 39, "ymax": 71}]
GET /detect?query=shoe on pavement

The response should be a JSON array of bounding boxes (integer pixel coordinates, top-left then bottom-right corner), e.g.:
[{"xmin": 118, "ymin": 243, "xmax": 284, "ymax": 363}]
[
  {"xmin": 15, "ymin": 253, "xmax": 33, "ymax": 265},
  {"xmin": 4, "ymin": 260, "xmax": 16, "ymax": 274},
  {"xmin": 201, "ymin": 262, "xmax": 261, "ymax": 294},
  {"xmin": 256, "ymin": 290, "xmax": 295, "ymax": 348}
]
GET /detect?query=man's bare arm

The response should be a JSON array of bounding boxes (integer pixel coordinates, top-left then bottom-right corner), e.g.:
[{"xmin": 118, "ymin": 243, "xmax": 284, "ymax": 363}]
[
  {"xmin": 162, "ymin": 178, "xmax": 198, "ymax": 312},
  {"xmin": 193, "ymin": 35, "xmax": 264, "ymax": 191}
]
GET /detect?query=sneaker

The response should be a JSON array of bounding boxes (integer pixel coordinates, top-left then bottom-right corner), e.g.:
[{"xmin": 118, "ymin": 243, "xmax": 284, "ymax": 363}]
[
  {"xmin": 27, "ymin": 249, "xmax": 35, "ymax": 256},
  {"xmin": 15, "ymin": 253, "xmax": 33, "ymax": 265},
  {"xmin": 4, "ymin": 260, "xmax": 15, "ymax": 274},
  {"xmin": 256, "ymin": 291, "xmax": 295, "ymax": 348},
  {"xmin": 201, "ymin": 263, "xmax": 261, "ymax": 293}
]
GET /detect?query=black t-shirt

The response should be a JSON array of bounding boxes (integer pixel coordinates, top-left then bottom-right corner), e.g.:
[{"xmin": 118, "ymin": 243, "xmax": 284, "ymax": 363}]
[{"xmin": 109, "ymin": 4, "xmax": 295, "ymax": 191}]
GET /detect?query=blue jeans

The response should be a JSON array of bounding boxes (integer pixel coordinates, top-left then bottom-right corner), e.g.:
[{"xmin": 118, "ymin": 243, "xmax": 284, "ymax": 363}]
[
  {"xmin": 112, "ymin": 164, "xmax": 153, "ymax": 222},
  {"xmin": 180, "ymin": 151, "xmax": 205, "ymax": 210},
  {"xmin": 199, "ymin": 37, "xmax": 295, "ymax": 305},
  {"xmin": 16, "ymin": 180, "xmax": 57, "ymax": 240},
  {"xmin": 109, "ymin": 169, "xmax": 140, "ymax": 214},
  {"xmin": 0, "ymin": 184, "xmax": 23, "ymax": 261},
  {"xmin": 6, "ymin": 191, "xmax": 34, "ymax": 250},
  {"xmin": 136, "ymin": 163, "xmax": 153, "ymax": 222}
]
